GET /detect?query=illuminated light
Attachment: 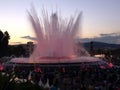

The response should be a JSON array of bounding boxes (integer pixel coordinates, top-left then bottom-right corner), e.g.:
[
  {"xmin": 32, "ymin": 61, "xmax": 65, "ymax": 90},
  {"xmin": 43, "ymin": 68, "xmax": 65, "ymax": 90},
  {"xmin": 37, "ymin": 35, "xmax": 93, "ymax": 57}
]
[
  {"xmin": 62, "ymin": 67, "xmax": 65, "ymax": 73},
  {"xmin": 108, "ymin": 62, "xmax": 113, "ymax": 68},
  {"xmin": 34, "ymin": 67, "xmax": 42, "ymax": 72},
  {"xmin": 100, "ymin": 65, "xmax": 106, "ymax": 69},
  {"xmin": 94, "ymin": 54, "xmax": 105, "ymax": 58},
  {"xmin": 0, "ymin": 64, "xmax": 4, "ymax": 71},
  {"xmin": 85, "ymin": 64, "xmax": 88, "ymax": 71}
]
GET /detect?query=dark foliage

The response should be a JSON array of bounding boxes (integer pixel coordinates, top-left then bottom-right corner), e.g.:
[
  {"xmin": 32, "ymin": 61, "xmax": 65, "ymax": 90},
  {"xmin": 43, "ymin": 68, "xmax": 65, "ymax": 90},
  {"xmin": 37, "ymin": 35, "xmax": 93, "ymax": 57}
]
[
  {"xmin": 0, "ymin": 30, "xmax": 10, "ymax": 57},
  {"xmin": 7, "ymin": 45, "xmax": 27, "ymax": 57},
  {"xmin": 0, "ymin": 71, "xmax": 45, "ymax": 90}
]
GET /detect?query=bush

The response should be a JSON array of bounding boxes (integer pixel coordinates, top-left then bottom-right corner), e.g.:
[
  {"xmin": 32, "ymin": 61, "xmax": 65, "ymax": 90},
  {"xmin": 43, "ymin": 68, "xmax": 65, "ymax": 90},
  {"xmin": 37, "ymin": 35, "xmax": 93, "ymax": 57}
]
[{"xmin": 0, "ymin": 71, "xmax": 46, "ymax": 90}]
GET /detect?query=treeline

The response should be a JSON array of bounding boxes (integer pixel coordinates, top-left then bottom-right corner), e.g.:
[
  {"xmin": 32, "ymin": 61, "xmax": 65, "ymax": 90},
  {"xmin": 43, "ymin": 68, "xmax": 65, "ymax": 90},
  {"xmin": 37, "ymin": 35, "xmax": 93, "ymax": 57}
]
[{"xmin": 8, "ymin": 45, "xmax": 27, "ymax": 57}]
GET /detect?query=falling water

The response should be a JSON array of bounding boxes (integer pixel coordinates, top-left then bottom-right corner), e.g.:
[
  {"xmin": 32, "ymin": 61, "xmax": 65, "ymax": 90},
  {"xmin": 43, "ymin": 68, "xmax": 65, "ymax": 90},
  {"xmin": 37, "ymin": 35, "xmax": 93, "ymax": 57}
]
[{"xmin": 28, "ymin": 7, "xmax": 83, "ymax": 61}]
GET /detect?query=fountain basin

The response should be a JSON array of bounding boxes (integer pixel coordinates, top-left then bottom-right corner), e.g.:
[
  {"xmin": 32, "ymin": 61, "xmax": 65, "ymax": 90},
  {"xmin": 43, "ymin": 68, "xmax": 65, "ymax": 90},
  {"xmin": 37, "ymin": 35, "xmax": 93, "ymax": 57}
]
[{"xmin": 3, "ymin": 56, "xmax": 110, "ymax": 72}]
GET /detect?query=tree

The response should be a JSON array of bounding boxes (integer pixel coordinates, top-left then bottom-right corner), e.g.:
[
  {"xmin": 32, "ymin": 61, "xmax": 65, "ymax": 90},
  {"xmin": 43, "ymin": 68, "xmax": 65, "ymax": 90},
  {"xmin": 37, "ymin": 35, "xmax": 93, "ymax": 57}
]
[
  {"xmin": 0, "ymin": 30, "xmax": 10, "ymax": 57},
  {"xmin": 0, "ymin": 30, "xmax": 4, "ymax": 57},
  {"xmin": 13, "ymin": 45, "xmax": 26, "ymax": 57}
]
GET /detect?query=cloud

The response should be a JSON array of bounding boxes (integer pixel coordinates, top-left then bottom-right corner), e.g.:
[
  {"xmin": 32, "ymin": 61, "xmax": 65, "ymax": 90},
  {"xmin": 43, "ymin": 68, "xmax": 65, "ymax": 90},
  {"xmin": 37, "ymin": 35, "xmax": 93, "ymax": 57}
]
[
  {"xmin": 21, "ymin": 36, "xmax": 36, "ymax": 40},
  {"xmin": 10, "ymin": 42, "xmax": 22, "ymax": 45},
  {"xmin": 100, "ymin": 33, "xmax": 119, "ymax": 37},
  {"xmin": 21, "ymin": 33, "xmax": 120, "ymax": 44},
  {"xmin": 80, "ymin": 33, "xmax": 120, "ymax": 44}
]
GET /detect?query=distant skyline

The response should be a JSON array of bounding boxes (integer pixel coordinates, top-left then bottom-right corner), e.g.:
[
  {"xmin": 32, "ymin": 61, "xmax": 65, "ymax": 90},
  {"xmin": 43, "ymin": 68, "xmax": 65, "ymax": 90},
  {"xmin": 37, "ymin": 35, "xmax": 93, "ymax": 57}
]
[{"xmin": 0, "ymin": 0, "xmax": 120, "ymax": 44}]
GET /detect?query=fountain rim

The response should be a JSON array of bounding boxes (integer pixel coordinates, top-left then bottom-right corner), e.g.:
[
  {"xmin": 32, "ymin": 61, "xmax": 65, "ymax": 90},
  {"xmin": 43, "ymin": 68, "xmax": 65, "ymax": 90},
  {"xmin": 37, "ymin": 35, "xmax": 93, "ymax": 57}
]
[{"xmin": 8, "ymin": 56, "xmax": 103, "ymax": 64}]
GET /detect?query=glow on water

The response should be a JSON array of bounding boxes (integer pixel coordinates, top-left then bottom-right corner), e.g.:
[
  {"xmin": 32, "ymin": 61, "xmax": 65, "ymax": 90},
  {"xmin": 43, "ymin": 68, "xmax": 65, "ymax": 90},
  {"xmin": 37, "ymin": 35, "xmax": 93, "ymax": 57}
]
[{"xmin": 28, "ymin": 7, "xmax": 84, "ymax": 62}]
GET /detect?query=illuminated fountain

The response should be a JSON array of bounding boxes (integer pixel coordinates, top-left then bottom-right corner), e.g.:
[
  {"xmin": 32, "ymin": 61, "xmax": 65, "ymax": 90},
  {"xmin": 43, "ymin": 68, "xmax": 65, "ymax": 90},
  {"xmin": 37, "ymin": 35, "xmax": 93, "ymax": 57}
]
[
  {"xmin": 29, "ymin": 9, "xmax": 81, "ymax": 63},
  {"xmin": 3, "ymin": 7, "xmax": 112, "ymax": 71}
]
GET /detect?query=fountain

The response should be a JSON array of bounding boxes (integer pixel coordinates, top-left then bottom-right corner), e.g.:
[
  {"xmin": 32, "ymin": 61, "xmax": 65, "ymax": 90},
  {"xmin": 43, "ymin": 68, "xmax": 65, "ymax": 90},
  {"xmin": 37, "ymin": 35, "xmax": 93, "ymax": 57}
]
[{"xmin": 3, "ymin": 7, "xmax": 111, "ymax": 72}]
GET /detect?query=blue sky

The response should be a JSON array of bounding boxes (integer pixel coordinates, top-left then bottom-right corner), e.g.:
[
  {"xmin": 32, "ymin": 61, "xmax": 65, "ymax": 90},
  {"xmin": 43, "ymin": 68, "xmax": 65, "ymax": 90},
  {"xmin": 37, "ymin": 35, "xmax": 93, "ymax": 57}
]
[{"xmin": 0, "ymin": 0, "xmax": 120, "ymax": 44}]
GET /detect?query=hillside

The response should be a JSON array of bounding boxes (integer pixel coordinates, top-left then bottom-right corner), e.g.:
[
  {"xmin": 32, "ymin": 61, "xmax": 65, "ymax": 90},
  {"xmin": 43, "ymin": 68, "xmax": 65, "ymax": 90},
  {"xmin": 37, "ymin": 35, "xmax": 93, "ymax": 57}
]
[{"xmin": 83, "ymin": 41, "xmax": 120, "ymax": 49}]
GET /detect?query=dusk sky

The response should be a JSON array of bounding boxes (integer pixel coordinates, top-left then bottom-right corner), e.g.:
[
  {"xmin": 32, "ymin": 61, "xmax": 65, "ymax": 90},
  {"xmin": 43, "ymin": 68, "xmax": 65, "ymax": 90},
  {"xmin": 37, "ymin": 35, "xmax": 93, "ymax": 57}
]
[{"xmin": 0, "ymin": 0, "xmax": 120, "ymax": 44}]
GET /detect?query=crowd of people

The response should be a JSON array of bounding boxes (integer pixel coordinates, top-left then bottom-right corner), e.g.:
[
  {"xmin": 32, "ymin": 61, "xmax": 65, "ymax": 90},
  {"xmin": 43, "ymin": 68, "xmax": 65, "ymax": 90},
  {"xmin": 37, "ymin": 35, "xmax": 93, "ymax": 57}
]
[{"xmin": 12, "ymin": 65, "xmax": 120, "ymax": 90}]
